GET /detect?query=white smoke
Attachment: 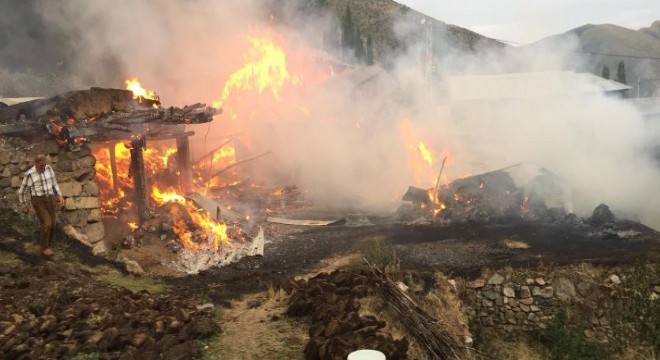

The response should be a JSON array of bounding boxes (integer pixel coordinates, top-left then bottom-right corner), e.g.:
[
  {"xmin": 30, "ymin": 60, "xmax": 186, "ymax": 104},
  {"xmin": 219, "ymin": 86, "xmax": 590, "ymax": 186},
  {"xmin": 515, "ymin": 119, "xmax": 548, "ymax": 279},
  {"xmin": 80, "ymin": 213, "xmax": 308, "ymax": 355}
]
[{"xmin": 4, "ymin": 1, "xmax": 660, "ymax": 229}]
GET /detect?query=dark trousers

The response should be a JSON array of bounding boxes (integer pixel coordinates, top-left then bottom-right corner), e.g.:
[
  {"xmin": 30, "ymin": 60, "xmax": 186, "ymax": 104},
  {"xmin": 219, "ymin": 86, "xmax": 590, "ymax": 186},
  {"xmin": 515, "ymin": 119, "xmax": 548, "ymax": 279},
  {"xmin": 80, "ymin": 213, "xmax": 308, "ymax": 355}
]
[{"xmin": 31, "ymin": 195, "xmax": 57, "ymax": 252}]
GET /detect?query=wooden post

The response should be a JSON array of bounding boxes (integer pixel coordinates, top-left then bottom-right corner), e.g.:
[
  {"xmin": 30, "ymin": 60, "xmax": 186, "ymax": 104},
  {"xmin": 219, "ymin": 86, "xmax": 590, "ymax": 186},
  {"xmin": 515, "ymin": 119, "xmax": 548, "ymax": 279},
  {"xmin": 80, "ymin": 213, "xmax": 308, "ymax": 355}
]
[
  {"xmin": 129, "ymin": 135, "xmax": 150, "ymax": 223},
  {"xmin": 109, "ymin": 144, "xmax": 119, "ymax": 195},
  {"xmin": 176, "ymin": 135, "xmax": 193, "ymax": 194}
]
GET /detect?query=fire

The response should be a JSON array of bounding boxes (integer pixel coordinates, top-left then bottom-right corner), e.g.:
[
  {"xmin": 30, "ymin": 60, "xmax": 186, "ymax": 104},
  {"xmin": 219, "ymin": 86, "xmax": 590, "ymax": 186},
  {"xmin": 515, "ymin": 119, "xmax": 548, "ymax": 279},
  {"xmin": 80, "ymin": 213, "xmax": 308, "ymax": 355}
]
[
  {"xmin": 125, "ymin": 77, "xmax": 160, "ymax": 105},
  {"xmin": 213, "ymin": 34, "xmax": 291, "ymax": 108},
  {"xmin": 151, "ymin": 186, "xmax": 229, "ymax": 250},
  {"xmin": 128, "ymin": 222, "xmax": 139, "ymax": 231},
  {"xmin": 417, "ymin": 142, "xmax": 433, "ymax": 166},
  {"xmin": 152, "ymin": 187, "xmax": 186, "ymax": 204}
]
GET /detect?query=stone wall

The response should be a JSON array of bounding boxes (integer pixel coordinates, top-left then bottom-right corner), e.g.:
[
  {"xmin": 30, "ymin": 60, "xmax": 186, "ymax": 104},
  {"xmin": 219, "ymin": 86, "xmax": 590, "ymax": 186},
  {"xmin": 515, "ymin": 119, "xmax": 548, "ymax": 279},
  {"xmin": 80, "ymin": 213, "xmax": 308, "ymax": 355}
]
[
  {"xmin": 0, "ymin": 137, "xmax": 104, "ymax": 244},
  {"xmin": 458, "ymin": 264, "xmax": 659, "ymax": 347}
]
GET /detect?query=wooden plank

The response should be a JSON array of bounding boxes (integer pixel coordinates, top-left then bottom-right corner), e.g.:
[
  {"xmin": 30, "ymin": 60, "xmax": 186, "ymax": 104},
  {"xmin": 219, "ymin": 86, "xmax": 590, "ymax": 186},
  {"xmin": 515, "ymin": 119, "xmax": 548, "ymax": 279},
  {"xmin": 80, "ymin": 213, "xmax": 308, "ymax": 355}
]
[{"xmin": 266, "ymin": 217, "xmax": 347, "ymax": 226}]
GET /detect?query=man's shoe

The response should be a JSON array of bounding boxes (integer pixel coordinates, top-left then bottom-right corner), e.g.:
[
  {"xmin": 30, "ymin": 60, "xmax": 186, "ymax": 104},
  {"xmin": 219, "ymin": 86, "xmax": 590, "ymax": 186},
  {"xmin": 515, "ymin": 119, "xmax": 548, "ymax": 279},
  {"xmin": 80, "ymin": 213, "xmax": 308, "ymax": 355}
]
[{"xmin": 42, "ymin": 248, "xmax": 53, "ymax": 257}]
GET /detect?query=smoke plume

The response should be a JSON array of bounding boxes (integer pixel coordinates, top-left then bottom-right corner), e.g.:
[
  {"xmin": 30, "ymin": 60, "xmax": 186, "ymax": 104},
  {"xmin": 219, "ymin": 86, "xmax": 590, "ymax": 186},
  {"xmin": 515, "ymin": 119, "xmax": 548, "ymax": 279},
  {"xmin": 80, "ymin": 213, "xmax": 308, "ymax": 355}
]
[{"xmin": 1, "ymin": 0, "xmax": 658, "ymax": 229}]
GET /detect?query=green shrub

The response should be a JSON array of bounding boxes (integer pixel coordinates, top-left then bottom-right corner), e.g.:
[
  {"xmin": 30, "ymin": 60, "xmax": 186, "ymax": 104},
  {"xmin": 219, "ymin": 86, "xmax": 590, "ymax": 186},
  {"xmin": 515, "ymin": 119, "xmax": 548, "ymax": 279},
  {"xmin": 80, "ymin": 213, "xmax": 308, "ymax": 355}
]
[{"xmin": 534, "ymin": 311, "xmax": 608, "ymax": 360}]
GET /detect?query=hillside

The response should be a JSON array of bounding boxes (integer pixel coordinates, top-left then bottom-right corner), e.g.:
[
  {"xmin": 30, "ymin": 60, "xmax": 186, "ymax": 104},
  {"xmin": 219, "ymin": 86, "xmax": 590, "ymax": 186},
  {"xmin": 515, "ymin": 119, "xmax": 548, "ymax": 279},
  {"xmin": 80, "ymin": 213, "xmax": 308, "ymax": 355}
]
[
  {"xmin": 289, "ymin": 0, "xmax": 505, "ymax": 64},
  {"xmin": 524, "ymin": 23, "xmax": 660, "ymax": 96}
]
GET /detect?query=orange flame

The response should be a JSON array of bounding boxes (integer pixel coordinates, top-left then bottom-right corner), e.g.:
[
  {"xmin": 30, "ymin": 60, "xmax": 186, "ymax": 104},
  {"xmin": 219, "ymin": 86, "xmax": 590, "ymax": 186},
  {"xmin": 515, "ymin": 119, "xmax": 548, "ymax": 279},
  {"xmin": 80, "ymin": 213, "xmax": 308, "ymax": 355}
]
[
  {"xmin": 151, "ymin": 186, "xmax": 229, "ymax": 250},
  {"xmin": 125, "ymin": 77, "xmax": 160, "ymax": 103},
  {"xmin": 213, "ymin": 35, "xmax": 291, "ymax": 108},
  {"xmin": 417, "ymin": 142, "xmax": 433, "ymax": 167}
]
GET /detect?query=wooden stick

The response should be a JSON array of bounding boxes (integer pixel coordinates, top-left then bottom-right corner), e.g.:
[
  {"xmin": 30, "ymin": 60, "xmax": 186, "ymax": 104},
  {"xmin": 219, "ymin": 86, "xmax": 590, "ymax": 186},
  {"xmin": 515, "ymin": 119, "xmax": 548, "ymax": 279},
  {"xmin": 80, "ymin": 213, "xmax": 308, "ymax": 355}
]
[
  {"xmin": 208, "ymin": 151, "xmax": 272, "ymax": 180},
  {"xmin": 193, "ymin": 138, "xmax": 233, "ymax": 166},
  {"xmin": 432, "ymin": 156, "xmax": 447, "ymax": 202}
]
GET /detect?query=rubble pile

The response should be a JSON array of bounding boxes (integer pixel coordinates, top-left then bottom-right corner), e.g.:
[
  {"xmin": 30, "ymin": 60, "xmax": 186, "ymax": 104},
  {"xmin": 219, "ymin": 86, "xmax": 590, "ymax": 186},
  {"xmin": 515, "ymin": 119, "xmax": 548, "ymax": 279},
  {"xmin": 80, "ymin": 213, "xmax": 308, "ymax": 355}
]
[
  {"xmin": 286, "ymin": 270, "xmax": 409, "ymax": 360},
  {"xmin": 0, "ymin": 261, "xmax": 220, "ymax": 359}
]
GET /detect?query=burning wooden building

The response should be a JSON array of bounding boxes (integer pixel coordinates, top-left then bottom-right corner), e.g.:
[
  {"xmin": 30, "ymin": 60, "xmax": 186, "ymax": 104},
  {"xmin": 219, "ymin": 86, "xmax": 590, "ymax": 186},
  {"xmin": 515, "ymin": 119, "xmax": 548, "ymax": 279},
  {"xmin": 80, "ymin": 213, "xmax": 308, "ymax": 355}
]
[{"xmin": 0, "ymin": 85, "xmax": 222, "ymax": 256}]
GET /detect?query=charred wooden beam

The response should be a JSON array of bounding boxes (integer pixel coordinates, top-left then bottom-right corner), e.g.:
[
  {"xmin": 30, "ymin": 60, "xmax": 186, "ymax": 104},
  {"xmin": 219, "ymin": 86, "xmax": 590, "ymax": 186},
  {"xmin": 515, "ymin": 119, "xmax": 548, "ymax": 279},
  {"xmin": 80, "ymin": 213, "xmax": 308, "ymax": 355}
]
[
  {"xmin": 128, "ymin": 135, "xmax": 150, "ymax": 223},
  {"xmin": 0, "ymin": 87, "xmax": 219, "ymax": 143},
  {"xmin": 176, "ymin": 135, "xmax": 193, "ymax": 194}
]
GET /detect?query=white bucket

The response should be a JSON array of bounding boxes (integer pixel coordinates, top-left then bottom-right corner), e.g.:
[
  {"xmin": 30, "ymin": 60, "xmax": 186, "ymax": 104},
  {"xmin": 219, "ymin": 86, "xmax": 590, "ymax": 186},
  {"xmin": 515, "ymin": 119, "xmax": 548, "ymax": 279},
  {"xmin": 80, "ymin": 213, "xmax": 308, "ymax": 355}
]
[{"xmin": 347, "ymin": 349, "xmax": 386, "ymax": 360}]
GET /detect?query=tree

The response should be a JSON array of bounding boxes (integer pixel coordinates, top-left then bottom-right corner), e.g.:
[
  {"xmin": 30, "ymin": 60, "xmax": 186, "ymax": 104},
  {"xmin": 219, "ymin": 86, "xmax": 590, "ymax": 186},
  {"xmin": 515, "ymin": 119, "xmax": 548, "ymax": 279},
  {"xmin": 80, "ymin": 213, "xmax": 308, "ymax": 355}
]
[
  {"xmin": 366, "ymin": 35, "xmax": 374, "ymax": 65},
  {"xmin": 341, "ymin": 4, "xmax": 356, "ymax": 58},
  {"xmin": 601, "ymin": 65, "xmax": 610, "ymax": 79},
  {"xmin": 617, "ymin": 61, "xmax": 626, "ymax": 84}
]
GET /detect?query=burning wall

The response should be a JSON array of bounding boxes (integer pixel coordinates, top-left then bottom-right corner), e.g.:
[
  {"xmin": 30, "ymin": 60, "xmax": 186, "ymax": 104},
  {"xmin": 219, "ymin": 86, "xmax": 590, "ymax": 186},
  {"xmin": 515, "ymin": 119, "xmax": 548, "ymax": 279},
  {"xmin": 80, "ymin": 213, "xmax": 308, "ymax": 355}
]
[{"xmin": 0, "ymin": 138, "xmax": 103, "ymax": 243}]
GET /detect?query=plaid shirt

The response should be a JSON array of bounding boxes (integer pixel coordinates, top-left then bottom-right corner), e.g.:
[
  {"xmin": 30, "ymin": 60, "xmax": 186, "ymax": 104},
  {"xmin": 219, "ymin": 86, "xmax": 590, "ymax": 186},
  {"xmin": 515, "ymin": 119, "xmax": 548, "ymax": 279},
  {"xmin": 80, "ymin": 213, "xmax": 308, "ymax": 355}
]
[{"xmin": 18, "ymin": 165, "xmax": 62, "ymax": 204}]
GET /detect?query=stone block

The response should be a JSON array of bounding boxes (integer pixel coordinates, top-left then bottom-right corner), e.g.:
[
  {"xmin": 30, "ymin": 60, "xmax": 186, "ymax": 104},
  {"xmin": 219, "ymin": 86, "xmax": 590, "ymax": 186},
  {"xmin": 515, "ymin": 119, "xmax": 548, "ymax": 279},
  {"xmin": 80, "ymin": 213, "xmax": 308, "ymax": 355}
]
[
  {"xmin": 62, "ymin": 210, "xmax": 89, "ymax": 227},
  {"xmin": 488, "ymin": 273, "xmax": 504, "ymax": 285},
  {"xmin": 77, "ymin": 155, "xmax": 96, "ymax": 168},
  {"xmin": 555, "ymin": 277, "xmax": 576, "ymax": 299},
  {"xmin": 0, "ymin": 178, "xmax": 11, "ymax": 188},
  {"xmin": 64, "ymin": 198, "xmax": 78, "ymax": 210},
  {"xmin": 8, "ymin": 164, "xmax": 20, "ymax": 175},
  {"xmin": 59, "ymin": 182, "xmax": 83, "ymax": 197},
  {"xmin": 10, "ymin": 151, "xmax": 26, "ymax": 164},
  {"xmin": 520, "ymin": 286, "xmax": 531, "ymax": 298},
  {"xmin": 55, "ymin": 160, "xmax": 78, "ymax": 172},
  {"xmin": 10, "ymin": 176, "xmax": 22, "ymax": 188},
  {"xmin": 83, "ymin": 181, "xmax": 99, "ymax": 196},
  {"xmin": 76, "ymin": 197, "xmax": 100, "ymax": 209},
  {"xmin": 0, "ymin": 152, "xmax": 10, "ymax": 165},
  {"xmin": 43, "ymin": 140, "xmax": 61, "ymax": 155},
  {"xmin": 88, "ymin": 209, "xmax": 102, "ymax": 223},
  {"xmin": 503, "ymin": 286, "xmax": 515, "ymax": 298},
  {"xmin": 1, "ymin": 167, "xmax": 10, "ymax": 177},
  {"xmin": 85, "ymin": 222, "xmax": 105, "ymax": 243}
]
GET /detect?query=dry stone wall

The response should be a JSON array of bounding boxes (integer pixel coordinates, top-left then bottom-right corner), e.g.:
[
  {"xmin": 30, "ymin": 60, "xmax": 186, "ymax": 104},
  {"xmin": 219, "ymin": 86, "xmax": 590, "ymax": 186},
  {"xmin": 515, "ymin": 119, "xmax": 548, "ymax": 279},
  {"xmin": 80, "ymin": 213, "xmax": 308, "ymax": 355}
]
[
  {"xmin": 458, "ymin": 265, "xmax": 659, "ymax": 347},
  {"xmin": 0, "ymin": 138, "xmax": 104, "ymax": 243}
]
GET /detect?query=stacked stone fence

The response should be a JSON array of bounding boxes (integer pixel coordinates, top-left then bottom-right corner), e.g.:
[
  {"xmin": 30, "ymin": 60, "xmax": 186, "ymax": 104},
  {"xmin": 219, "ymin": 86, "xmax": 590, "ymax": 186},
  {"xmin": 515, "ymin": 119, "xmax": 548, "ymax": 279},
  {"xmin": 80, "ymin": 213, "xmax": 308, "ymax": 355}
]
[
  {"xmin": 458, "ymin": 265, "xmax": 659, "ymax": 348},
  {"xmin": 0, "ymin": 138, "xmax": 104, "ymax": 244}
]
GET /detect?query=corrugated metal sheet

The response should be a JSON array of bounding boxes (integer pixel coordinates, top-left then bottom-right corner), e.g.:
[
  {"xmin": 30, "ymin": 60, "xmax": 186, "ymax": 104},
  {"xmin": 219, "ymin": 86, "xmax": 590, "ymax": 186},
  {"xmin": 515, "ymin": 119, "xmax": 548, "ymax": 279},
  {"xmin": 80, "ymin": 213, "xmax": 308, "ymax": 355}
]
[{"xmin": 0, "ymin": 96, "xmax": 43, "ymax": 106}]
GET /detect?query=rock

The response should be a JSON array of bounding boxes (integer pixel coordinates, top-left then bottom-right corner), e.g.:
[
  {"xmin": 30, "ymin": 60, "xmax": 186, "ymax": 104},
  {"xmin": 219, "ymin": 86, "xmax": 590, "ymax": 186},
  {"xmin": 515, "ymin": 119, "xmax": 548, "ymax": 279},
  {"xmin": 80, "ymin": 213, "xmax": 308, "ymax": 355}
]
[
  {"xmin": 608, "ymin": 275, "xmax": 621, "ymax": 285},
  {"xmin": 483, "ymin": 290, "xmax": 500, "ymax": 300},
  {"xmin": 98, "ymin": 327, "xmax": 120, "ymax": 351},
  {"xmin": 83, "ymin": 181, "xmax": 99, "ymax": 196},
  {"xmin": 468, "ymin": 279, "xmax": 485, "ymax": 288},
  {"xmin": 584, "ymin": 329, "xmax": 595, "ymax": 339},
  {"xmin": 88, "ymin": 208, "xmax": 102, "ymax": 223},
  {"xmin": 55, "ymin": 160, "xmax": 79, "ymax": 172},
  {"xmin": 85, "ymin": 222, "xmax": 105, "ymax": 243},
  {"xmin": 0, "ymin": 152, "xmax": 10, "ymax": 165},
  {"xmin": 59, "ymin": 182, "xmax": 83, "ymax": 197},
  {"xmin": 86, "ymin": 331, "xmax": 104, "ymax": 346},
  {"xmin": 590, "ymin": 204, "xmax": 615, "ymax": 225},
  {"xmin": 520, "ymin": 286, "xmax": 531, "ymax": 299},
  {"xmin": 534, "ymin": 277, "xmax": 546, "ymax": 286},
  {"xmin": 62, "ymin": 210, "xmax": 89, "ymax": 227},
  {"xmin": 92, "ymin": 242, "xmax": 107, "ymax": 255},
  {"xmin": 503, "ymin": 286, "xmax": 515, "ymax": 298},
  {"xmin": 520, "ymin": 297, "xmax": 534, "ymax": 306},
  {"xmin": 10, "ymin": 176, "xmax": 21, "ymax": 188},
  {"xmin": 43, "ymin": 140, "xmax": 61, "ymax": 155},
  {"xmin": 488, "ymin": 273, "xmax": 504, "ymax": 285},
  {"xmin": 577, "ymin": 282, "xmax": 592, "ymax": 297},
  {"xmin": 77, "ymin": 155, "xmax": 96, "ymax": 168},
  {"xmin": 554, "ymin": 277, "xmax": 576, "ymax": 299}
]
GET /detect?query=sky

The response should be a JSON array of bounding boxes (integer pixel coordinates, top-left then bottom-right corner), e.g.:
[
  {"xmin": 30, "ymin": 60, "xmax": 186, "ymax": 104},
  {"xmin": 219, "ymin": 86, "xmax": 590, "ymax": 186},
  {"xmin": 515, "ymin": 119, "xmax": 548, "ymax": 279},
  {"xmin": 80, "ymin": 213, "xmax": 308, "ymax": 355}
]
[{"xmin": 398, "ymin": 0, "xmax": 660, "ymax": 44}]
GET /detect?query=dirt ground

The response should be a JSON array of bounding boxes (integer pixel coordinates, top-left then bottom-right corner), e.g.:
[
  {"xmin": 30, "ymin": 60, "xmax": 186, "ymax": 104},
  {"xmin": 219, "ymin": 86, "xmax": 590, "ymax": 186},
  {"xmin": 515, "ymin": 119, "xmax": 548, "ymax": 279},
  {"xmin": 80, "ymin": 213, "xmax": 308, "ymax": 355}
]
[{"xmin": 1, "ymin": 203, "xmax": 658, "ymax": 359}]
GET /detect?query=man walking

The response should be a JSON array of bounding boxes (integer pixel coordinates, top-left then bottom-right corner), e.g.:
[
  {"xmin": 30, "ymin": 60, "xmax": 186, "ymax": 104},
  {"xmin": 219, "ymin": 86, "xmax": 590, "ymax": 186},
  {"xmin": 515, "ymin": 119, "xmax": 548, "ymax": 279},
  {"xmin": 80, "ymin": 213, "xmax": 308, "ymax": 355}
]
[{"xmin": 18, "ymin": 154, "xmax": 64, "ymax": 258}]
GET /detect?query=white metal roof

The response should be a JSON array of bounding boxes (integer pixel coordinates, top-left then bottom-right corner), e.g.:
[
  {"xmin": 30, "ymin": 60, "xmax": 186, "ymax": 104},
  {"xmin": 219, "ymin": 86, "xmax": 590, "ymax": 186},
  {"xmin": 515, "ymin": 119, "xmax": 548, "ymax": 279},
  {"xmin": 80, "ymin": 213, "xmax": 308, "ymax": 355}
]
[
  {"xmin": 0, "ymin": 96, "xmax": 43, "ymax": 106},
  {"xmin": 449, "ymin": 71, "xmax": 632, "ymax": 101}
]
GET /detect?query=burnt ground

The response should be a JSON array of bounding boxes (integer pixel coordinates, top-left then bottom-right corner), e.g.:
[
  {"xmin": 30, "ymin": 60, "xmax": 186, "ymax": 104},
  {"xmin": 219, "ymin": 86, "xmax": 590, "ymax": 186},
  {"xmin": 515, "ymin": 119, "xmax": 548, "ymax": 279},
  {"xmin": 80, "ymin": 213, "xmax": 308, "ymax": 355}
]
[
  {"xmin": 1, "ymin": 206, "xmax": 659, "ymax": 358},
  {"xmin": 2, "ymin": 206, "xmax": 658, "ymax": 298}
]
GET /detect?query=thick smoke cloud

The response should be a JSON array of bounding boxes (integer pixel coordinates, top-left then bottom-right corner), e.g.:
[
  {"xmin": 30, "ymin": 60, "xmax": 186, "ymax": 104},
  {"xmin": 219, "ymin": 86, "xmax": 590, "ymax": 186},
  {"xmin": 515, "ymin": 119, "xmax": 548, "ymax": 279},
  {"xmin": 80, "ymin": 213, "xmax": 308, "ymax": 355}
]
[{"xmin": 2, "ymin": 1, "xmax": 658, "ymax": 229}]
